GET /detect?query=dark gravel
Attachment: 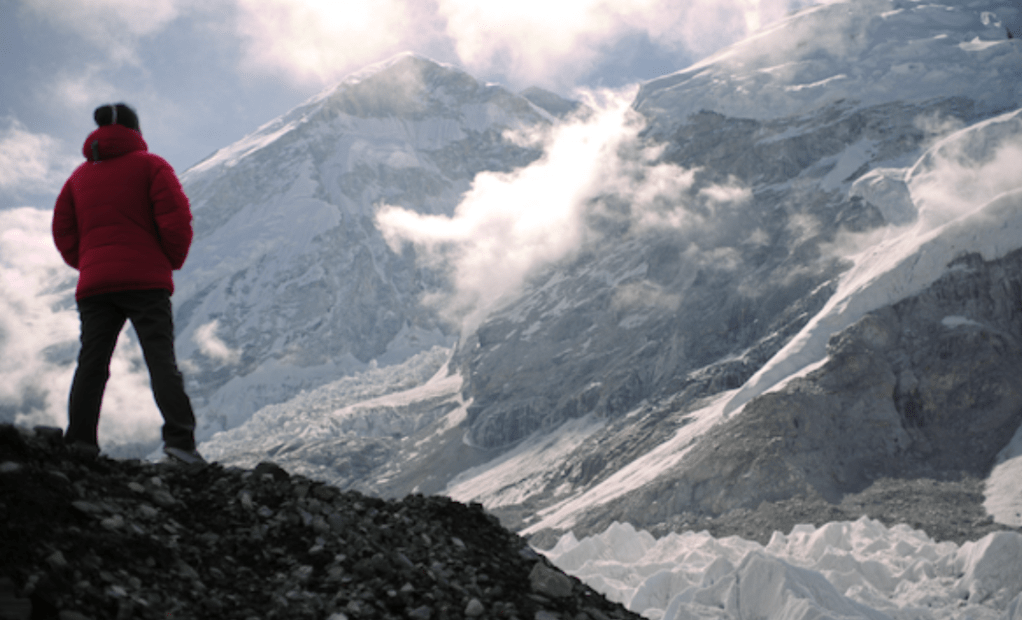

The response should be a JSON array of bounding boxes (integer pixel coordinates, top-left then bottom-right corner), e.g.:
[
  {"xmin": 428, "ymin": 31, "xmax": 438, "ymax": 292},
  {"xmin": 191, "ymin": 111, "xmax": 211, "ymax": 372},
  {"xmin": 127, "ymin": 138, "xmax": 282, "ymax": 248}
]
[{"xmin": 0, "ymin": 424, "xmax": 640, "ymax": 620}]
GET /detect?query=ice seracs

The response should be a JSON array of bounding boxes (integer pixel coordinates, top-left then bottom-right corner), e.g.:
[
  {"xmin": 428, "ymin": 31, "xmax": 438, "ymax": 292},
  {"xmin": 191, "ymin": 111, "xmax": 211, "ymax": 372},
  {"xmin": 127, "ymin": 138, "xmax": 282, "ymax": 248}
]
[{"xmin": 545, "ymin": 518, "xmax": 1022, "ymax": 620}]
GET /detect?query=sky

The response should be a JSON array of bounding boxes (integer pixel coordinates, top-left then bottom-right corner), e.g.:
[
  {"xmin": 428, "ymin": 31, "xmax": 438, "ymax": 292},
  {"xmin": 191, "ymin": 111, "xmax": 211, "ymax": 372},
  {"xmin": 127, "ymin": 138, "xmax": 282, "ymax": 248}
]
[{"xmin": 0, "ymin": 0, "xmax": 820, "ymax": 212}]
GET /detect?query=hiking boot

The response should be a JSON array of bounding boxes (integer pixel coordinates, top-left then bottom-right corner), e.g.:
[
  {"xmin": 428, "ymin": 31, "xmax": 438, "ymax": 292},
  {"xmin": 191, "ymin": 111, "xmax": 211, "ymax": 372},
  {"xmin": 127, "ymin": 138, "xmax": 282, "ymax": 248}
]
[{"xmin": 163, "ymin": 446, "xmax": 207, "ymax": 465}]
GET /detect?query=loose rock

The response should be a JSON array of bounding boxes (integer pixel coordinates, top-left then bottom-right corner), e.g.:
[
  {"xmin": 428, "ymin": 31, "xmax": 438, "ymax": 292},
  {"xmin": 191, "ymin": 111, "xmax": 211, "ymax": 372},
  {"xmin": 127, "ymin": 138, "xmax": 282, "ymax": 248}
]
[{"xmin": 0, "ymin": 424, "xmax": 639, "ymax": 620}]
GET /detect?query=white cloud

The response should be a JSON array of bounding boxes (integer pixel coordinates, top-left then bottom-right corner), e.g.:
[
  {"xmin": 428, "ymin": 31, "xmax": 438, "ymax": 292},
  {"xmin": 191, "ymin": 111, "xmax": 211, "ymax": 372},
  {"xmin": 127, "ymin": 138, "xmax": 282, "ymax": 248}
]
[
  {"xmin": 0, "ymin": 118, "xmax": 77, "ymax": 198},
  {"xmin": 232, "ymin": 0, "xmax": 445, "ymax": 84},
  {"xmin": 700, "ymin": 181, "xmax": 753, "ymax": 206},
  {"xmin": 377, "ymin": 89, "xmax": 639, "ymax": 333},
  {"xmin": 612, "ymin": 280, "xmax": 682, "ymax": 312},
  {"xmin": 436, "ymin": 0, "xmax": 817, "ymax": 89},
  {"xmin": 21, "ymin": 0, "xmax": 189, "ymax": 65},
  {"xmin": 0, "ymin": 208, "xmax": 163, "ymax": 448},
  {"xmin": 377, "ymin": 88, "xmax": 755, "ymax": 335},
  {"xmin": 226, "ymin": 0, "xmax": 820, "ymax": 90},
  {"xmin": 22, "ymin": 0, "xmax": 195, "ymax": 63},
  {"xmin": 18, "ymin": 0, "xmax": 823, "ymax": 99},
  {"xmin": 27, "ymin": 0, "xmax": 184, "ymax": 37},
  {"xmin": 908, "ymin": 111, "xmax": 1022, "ymax": 230},
  {"xmin": 44, "ymin": 66, "xmax": 122, "ymax": 115},
  {"xmin": 194, "ymin": 320, "xmax": 241, "ymax": 365}
]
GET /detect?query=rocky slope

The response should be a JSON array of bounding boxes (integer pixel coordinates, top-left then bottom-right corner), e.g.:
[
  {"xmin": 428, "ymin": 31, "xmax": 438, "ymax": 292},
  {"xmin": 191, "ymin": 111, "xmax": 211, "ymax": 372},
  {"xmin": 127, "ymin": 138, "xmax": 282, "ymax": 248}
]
[
  {"xmin": 530, "ymin": 245, "xmax": 1022, "ymax": 541},
  {"xmin": 4, "ymin": 424, "xmax": 1019, "ymax": 620},
  {"xmin": 454, "ymin": 0, "xmax": 1022, "ymax": 454},
  {"xmin": 0, "ymin": 424, "xmax": 635, "ymax": 620}
]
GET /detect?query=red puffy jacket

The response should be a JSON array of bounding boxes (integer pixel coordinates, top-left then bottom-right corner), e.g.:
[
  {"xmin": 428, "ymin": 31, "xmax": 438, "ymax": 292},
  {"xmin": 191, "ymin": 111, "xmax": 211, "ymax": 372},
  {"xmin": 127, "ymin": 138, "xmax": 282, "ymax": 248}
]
[{"xmin": 52, "ymin": 124, "xmax": 193, "ymax": 300}]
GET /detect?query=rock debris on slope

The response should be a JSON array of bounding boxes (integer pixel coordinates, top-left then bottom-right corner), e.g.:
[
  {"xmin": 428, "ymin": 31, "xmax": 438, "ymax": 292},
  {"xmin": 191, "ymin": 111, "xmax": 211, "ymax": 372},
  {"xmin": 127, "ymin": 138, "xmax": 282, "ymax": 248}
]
[
  {"xmin": 636, "ymin": 475, "xmax": 1018, "ymax": 547},
  {"xmin": 0, "ymin": 424, "xmax": 637, "ymax": 620}
]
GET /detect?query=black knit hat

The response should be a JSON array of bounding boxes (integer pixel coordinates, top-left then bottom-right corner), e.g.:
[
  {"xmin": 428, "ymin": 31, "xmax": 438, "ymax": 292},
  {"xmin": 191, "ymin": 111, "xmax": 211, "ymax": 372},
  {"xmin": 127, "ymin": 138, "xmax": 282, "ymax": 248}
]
[{"xmin": 93, "ymin": 103, "xmax": 140, "ymax": 132}]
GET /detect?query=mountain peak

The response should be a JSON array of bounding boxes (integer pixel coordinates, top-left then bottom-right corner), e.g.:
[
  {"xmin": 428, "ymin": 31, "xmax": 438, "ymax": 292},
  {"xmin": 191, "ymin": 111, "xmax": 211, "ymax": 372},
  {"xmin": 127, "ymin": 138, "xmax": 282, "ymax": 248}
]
[
  {"xmin": 310, "ymin": 52, "xmax": 491, "ymax": 120},
  {"xmin": 337, "ymin": 52, "xmax": 458, "ymax": 86}
]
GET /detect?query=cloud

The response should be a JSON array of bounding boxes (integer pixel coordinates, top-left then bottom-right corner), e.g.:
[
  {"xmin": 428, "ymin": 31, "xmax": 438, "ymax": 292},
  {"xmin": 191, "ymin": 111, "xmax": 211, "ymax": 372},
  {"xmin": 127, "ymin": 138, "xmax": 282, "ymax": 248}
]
[
  {"xmin": 612, "ymin": 280, "xmax": 681, "ymax": 313},
  {"xmin": 226, "ymin": 0, "xmax": 820, "ymax": 90},
  {"xmin": 18, "ymin": 0, "xmax": 824, "ymax": 103},
  {"xmin": 0, "ymin": 208, "xmax": 163, "ymax": 449},
  {"xmin": 0, "ymin": 118, "xmax": 78, "ymax": 199},
  {"xmin": 908, "ymin": 110, "xmax": 1022, "ymax": 230},
  {"xmin": 232, "ymin": 0, "xmax": 447, "ymax": 84},
  {"xmin": 377, "ymin": 88, "xmax": 755, "ymax": 335},
  {"xmin": 21, "ymin": 0, "xmax": 189, "ymax": 65},
  {"xmin": 436, "ymin": 0, "xmax": 817, "ymax": 89},
  {"xmin": 44, "ymin": 67, "xmax": 123, "ymax": 115},
  {"xmin": 194, "ymin": 320, "xmax": 241, "ymax": 365},
  {"xmin": 377, "ymin": 89, "xmax": 637, "ymax": 333}
]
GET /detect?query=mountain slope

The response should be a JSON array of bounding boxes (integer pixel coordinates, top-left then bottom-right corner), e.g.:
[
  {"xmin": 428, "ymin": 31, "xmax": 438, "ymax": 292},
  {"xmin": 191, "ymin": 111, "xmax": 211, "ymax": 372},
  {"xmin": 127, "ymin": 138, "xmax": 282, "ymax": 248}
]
[
  {"xmin": 443, "ymin": 0, "xmax": 1022, "ymax": 533},
  {"xmin": 174, "ymin": 54, "xmax": 564, "ymax": 437},
  {"xmin": 200, "ymin": 0, "xmax": 1022, "ymax": 542}
]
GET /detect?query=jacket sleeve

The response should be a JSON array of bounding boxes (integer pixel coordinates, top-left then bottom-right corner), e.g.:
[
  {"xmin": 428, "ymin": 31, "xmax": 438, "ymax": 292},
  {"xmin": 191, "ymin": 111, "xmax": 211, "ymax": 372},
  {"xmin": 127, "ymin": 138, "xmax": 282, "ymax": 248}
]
[
  {"xmin": 149, "ymin": 158, "xmax": 193, "ymax": 270},
  {"xmin": 52, "ymin": 178, "xmax": 80, "ymax": 270}
]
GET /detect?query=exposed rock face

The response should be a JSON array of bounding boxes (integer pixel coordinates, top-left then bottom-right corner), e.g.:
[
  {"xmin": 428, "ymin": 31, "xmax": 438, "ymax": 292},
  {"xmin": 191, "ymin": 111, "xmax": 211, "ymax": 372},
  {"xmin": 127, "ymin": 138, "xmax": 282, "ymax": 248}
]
[
  {"xmin": 886, "ymin": 252, "xmax": 1022, "ymax": 471},
  {"xmin": 454, "ymin": 96, "xmax": 986, "ymax": 451},
  {"xmin": 0, "ymin": 425, "xmax": 637, "ymax": 620},
  {"xmin": 552, "ymin": 248, "xmax": 1022, "ymax": 538}
]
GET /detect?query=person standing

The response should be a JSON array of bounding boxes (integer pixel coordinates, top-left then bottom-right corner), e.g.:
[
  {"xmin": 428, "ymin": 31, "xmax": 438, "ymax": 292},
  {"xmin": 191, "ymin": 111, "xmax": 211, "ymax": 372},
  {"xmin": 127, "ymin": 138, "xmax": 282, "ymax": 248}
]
[{"xmin": 52, "ymin": 103, "xmax": 205, "ymax": 464}]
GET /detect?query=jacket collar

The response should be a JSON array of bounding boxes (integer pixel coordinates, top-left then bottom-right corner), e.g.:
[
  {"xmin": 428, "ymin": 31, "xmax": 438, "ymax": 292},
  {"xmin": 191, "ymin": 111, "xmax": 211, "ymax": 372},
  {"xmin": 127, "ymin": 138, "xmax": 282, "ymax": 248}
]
[{"xmin": 82, "ymin": 124, "xmax": 148, "ymax": 162}]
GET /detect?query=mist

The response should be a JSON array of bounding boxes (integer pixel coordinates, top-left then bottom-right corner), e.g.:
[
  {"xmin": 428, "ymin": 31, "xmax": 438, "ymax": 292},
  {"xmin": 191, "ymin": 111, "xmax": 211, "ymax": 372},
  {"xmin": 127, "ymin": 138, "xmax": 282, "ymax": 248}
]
[
  {"xmin": 0, "ymin": 208, "xmax": 164, "ymax": 450},
  {"xmin": 378, "ymin": 91, "xmax": 632, "ymax": 333},
  {"xmin": 907, "ymin": 111, "xmax": 1022, "ymax": 230},
  {"xmin": 0, "ymin": 118, "xmax": 78, "ymax": 206},
  {"xmin": 376, "ymin": 88, "xmax": 756, "ymax": 336}
]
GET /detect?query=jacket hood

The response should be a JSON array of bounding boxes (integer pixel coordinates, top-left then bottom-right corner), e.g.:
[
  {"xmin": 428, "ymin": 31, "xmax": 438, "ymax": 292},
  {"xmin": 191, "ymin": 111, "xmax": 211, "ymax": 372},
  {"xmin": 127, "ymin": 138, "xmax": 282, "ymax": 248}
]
[{"xmin": 82, "ymin": 124, "xmax": 148, "ymax": 162}]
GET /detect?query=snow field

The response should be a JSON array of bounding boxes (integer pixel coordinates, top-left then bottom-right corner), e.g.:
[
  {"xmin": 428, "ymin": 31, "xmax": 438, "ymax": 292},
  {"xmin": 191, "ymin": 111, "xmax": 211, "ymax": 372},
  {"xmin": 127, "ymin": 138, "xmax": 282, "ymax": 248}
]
[
  {"xmin": 986, "ymin": 424, "xmax": 1022, "ymax": 527},
  {"xmin": 546, "ymin": 519, "xmax": 1022, "ymax": 620},
  {"xmin": 638, "ymin": 0, "xmax": 1022, "ymax": 125}
]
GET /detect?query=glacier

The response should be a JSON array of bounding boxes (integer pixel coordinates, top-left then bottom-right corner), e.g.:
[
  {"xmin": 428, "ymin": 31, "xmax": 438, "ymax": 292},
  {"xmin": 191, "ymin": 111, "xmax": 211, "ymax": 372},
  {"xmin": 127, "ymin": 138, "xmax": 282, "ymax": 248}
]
[{"xmin": 545, "ymin": 518, "xmax": 1022, "ymax": 620}]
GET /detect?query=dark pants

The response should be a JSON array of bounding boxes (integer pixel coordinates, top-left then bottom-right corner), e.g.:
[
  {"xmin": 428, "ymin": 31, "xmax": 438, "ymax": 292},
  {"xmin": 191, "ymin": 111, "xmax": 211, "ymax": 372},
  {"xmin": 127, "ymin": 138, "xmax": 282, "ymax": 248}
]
[{"xmin": 66, "ymin": 289, "xmax": 196, "ymax": 451}]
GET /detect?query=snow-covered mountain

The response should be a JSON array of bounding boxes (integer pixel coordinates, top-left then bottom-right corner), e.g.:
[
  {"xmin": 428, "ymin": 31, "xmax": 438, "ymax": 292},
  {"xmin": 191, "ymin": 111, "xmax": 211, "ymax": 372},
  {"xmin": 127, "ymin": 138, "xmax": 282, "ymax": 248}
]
[
  {"xmin": 174, "ymin": 53, "xmax": 571, "ymax": 436},
  {"xmin": 196, "ymin": 0, "xmax": 1022, "ymax": 559}
]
